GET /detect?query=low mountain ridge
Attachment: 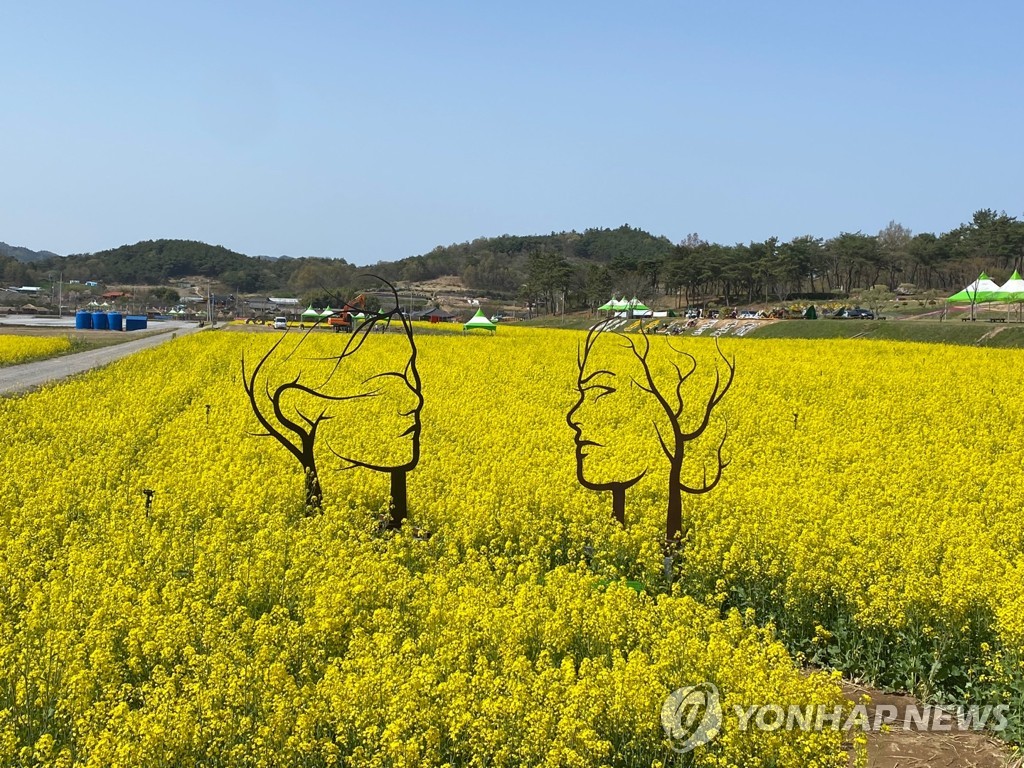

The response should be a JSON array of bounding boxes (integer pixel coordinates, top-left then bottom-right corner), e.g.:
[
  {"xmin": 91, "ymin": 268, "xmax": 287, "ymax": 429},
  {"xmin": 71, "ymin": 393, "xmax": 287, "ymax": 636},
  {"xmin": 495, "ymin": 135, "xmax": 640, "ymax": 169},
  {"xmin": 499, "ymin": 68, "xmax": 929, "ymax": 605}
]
[{"xmin": 1, "ymin": 242, "xmax": 62, "ymax": 263}]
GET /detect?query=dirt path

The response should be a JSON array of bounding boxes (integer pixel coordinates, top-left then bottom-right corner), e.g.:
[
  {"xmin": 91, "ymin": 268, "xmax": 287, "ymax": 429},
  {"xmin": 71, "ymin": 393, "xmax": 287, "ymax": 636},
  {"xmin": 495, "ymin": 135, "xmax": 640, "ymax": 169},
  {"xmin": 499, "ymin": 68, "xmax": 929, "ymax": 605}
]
[
  {"xmin": 0, "ymin": 325, "xmax": 205, "ymax": 396},
  {"xmin": 977, "ymin": 326, "xmax": 1010, "ymax": 344},
  {"xmin": 844, "ymin": 683, "xmax": 1019, "ymax": 767}
]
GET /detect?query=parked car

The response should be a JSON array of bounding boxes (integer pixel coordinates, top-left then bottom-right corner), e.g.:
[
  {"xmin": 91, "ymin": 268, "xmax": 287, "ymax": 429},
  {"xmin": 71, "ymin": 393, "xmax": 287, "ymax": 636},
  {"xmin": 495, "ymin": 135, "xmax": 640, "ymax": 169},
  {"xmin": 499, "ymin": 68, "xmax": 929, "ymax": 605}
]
[
  {"xmin": 843, "ymin": 308, "xmax": 875, "ymax": 319},
  {"xmin": 273, "ymin": 316, "xmax": 288, "ymax": 330}
]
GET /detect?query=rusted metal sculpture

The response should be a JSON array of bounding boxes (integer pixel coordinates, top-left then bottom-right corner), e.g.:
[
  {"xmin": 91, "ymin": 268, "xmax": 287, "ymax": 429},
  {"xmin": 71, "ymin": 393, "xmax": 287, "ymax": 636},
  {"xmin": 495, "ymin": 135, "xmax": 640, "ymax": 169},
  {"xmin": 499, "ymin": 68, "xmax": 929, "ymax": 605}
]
[
  {"xmin": 242, "ymin": 277, "xmax": 422, "ymax": 527},
  {"xmin": 620, "ymin": 331, "xmax": 733, "ymax": 548},
  {"xmin": 567, "ymin": 320, "xmax": 645, "ymax": 526},
  {"xmin": 568, "ymin": 320, "xmax": 734, "ymax": 550},
  {"xmin": 322, "ymin": 281, "xmax": 422, "ymax": 529}
]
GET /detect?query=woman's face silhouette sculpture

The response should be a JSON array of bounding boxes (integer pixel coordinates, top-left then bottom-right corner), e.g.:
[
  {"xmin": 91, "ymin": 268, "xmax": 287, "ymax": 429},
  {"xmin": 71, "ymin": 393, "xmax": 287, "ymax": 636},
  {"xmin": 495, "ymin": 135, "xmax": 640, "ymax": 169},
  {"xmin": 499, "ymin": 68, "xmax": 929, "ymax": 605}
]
[{"xmin": 243, "ymin": 277, "xmax": 422, "ymax": 527}]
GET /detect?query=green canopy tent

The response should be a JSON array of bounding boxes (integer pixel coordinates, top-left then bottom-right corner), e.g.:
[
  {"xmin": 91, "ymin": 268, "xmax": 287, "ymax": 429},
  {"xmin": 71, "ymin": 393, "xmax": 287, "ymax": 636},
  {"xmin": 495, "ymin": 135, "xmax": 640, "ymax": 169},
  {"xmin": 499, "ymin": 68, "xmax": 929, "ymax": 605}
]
[
  {"xmin": 994, "ymin": 270, "xmax": 1024, "ymax": 321},
  {"xmin": 319, "ymin": 306, "xmax": 335, "ymax": 319},
  {"xmin": 597, "ymin": 297, "xmax": 618, "ymax": 311},
  {"xmin": 611, "ymin": 297, "xmax": 631, "ymax": 313},
  {"xmin": 301, "ymin": 305, "xmax": 321, "ymax": 321},
  {"xmin": 998, "ymin": 270, "xmax": 1024, "ymax": 300},
  {"xmin": 463, "ymin": 309, "xmax": 497, "ymax": 332},
  {"xmin": 947, "ymin": 272, "xmax": 1001, "ymax": 320},
  {"xmin": 627, "ymin": 297, "xmax": 651, "ymax": 316}
]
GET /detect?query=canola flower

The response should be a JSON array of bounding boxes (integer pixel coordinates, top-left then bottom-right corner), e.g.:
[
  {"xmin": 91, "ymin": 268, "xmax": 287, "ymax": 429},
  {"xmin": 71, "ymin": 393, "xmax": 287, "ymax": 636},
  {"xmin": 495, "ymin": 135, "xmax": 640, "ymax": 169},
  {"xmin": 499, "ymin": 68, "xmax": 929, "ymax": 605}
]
[
  {"xmin": 0, "ymin": 334, "xmax": 72, "ymax": 366},
  {"xmin": 4, "ymin": 324, "xmax": 1024, "ymax": 764}
]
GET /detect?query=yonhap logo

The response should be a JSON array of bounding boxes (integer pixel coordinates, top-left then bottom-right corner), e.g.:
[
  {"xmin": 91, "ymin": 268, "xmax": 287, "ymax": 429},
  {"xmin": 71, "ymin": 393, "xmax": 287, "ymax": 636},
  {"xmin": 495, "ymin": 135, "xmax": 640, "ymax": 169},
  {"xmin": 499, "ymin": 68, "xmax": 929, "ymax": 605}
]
[
  {"xmin": 661, "ymin": 683, "xmax": 722, "ymax": 753},
  {"xmin": 660, "ymin": 682, "xmax": 1012, "ymax": 753}
]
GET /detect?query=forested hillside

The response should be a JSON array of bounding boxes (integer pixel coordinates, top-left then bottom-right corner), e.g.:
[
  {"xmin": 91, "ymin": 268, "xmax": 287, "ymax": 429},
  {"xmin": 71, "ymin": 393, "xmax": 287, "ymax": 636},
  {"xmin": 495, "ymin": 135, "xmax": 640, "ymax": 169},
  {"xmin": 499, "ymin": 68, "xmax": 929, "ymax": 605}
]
[
  {"xmin": 374, "ymin": 212, "xmax": 1024, "ymax": 311},
  {"xmin": 6, "ymin": 209, "xmax": 1024, "ymax": 313},
  {"xmin": 0, "ymin": 242, "xmax": 60, "ymax": 264}
]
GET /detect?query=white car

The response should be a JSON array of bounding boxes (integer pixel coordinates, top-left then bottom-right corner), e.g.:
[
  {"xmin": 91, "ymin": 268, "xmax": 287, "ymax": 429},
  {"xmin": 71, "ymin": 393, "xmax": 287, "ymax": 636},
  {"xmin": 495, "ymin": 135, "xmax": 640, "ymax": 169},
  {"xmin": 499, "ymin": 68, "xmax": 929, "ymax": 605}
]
[{"xmin": 273, "ymin": 317, "xmax": 288, "ymax": 330}]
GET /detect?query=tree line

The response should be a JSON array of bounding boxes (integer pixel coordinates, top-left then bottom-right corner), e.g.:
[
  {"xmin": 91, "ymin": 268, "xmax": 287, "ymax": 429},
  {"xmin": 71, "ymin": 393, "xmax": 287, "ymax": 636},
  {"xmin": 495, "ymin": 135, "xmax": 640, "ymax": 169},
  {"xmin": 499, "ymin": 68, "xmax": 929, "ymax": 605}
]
[
  {"xmin": 8, "ymin": 240, "xmax": 363, "ymax": 296},
  {"xmin": 6, "ymin": 210, "xmax": 1024, "ymax": 312},
  {"xmin": 371, "ymin": 210, "xmax": 1024, "ymax": 313}
]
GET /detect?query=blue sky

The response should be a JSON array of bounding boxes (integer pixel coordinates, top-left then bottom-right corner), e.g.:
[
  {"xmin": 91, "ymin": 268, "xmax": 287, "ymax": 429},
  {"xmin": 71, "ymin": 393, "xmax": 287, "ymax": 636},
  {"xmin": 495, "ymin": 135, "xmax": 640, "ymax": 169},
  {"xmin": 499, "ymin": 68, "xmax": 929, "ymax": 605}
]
[{"xmin": 3, "ymin": 1, "xmax": 1023, "ymax": 264}]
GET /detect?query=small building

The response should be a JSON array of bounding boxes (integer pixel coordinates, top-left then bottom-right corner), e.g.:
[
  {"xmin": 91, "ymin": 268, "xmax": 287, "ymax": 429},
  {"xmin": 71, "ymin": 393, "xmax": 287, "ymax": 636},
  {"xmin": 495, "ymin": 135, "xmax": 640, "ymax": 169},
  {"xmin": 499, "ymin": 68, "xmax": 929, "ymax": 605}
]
[
  {"xmin": 244, "ymin": 298, "xmax": 278, "ymax": 314},
  {"xmin": 411, "ymin": 307, "xmax": 458, "ymax": 322}
]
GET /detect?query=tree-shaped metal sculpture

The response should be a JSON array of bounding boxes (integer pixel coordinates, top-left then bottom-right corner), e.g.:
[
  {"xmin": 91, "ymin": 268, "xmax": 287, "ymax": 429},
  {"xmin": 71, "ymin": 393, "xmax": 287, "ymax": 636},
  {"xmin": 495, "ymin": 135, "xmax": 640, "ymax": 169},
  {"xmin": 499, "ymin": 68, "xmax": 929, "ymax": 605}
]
[
  {"xmin": 567, "ymin": 321, "xmax": 734, "ymax": 549},
  {"xmin": 567, "ymin": 320, "xmax": 646, "ymax": 525},
  {"xmin": 243, "ymin": 332, "xmax": 353, "ymax": 514},
  {"xmin": 242, "ymin": 277, "xmax": 422, "ymax": 527},
  {"xmin": 621, "ymin": 331, "xmax": 734, "ymax": 549},
  {"xmin": 320, "ymin": 283, "xmax": 422, "ymax": 529}
]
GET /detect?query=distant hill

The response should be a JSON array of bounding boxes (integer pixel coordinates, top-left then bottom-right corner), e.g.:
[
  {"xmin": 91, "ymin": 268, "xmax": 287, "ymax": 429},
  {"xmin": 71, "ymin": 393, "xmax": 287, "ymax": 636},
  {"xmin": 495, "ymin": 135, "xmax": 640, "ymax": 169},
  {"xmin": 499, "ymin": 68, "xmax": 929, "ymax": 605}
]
[
  {"xmin": 2, "ymin": 227, "xmax": 675, "ymax": 308},
  {"xmin": 369, "ymin": 225, "xmax": 675, "ymax": 298},
  {"xmin": 55, "ymin": 239, "xmax": 358, "ymax": 294},
  {"xmin": 0, "ymin": 242, "xmax": 62, "ymax": 263},
  {"xmin": 62, "ymin": 239, "xmax": 259, "ymax": 284}
]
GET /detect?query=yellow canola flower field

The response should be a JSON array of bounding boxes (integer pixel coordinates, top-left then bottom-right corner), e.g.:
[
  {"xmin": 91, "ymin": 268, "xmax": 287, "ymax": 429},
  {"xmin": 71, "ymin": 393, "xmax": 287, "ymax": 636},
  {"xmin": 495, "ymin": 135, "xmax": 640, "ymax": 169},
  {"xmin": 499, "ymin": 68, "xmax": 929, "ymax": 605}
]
[
  {"xmin": 3, "ymin": 323, "xmax": 1024, "ymax": 764},
  {"xmin": 0, "ymin": 334, "xmax": 72, "ymax": 366},
  {"xmin": 0, "ymin": 327, "xmax": 849, "ymax": 767}
]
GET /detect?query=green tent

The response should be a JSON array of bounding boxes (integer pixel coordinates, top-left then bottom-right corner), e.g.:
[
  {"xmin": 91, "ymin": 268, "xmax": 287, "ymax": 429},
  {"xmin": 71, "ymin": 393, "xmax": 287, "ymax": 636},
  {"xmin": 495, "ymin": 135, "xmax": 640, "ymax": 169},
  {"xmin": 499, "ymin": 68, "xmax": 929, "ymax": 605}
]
[
  {"xmin": 947, "ymin": 273, "xmax": 1000, "ymax": 303},
  {"xmin": 995, "ymin": 270, "xmax": 1024, "ymax": 302},
  {"xmin": 319, "ymin": 306, "xmax": 335, "ymax": 319},
  {"xmin": 301, "ymin": 305, "xmax": 320, "ymax": 319},
  {"xmin": 628, "ymin": 297, "xmax": 650, "ymax": 313},
  {"xmin": 611, "ymin": 297, "xmax": 631, "ymax": 312},
  {"xmin": 463, "ymin": 309, "xmax": 497, "ymax": 332},
  {"xmin": 597, "ymin": 297, "xmax": 617, "ymax": 311}
]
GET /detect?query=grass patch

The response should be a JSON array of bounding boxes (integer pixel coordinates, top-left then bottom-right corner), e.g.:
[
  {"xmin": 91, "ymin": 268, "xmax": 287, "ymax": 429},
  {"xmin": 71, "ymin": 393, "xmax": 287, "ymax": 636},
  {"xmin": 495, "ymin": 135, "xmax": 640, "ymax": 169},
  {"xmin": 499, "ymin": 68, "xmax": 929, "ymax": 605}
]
[{"xmin": 749, "ymin": 319, "xmax": 1024, "ymax": 347}]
